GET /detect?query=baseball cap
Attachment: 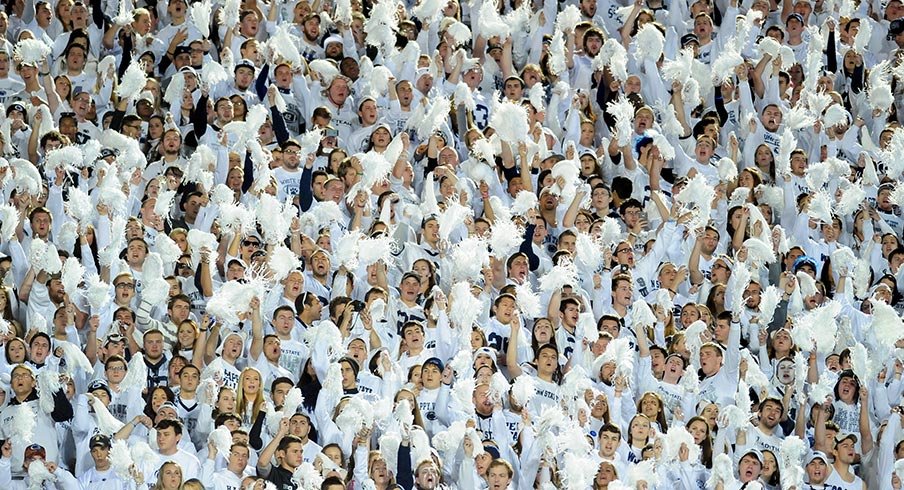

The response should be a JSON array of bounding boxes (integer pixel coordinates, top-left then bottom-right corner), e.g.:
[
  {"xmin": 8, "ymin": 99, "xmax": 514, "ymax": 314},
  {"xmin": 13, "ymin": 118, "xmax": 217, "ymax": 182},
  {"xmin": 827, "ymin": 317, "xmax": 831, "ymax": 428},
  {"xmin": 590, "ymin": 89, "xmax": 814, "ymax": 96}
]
[
  {"xmin": 423, "ymin": 357, "xmax": 444, "ymax": 372},
  {"xmin": 89, "ymin": 434, "xmax": 112, "ymax": 449},
  {"xmin": 786, "ymin": 13, "xmax": 804, "ymax": 24},
  {"xmin": 835, "ymin": 432, "xmax": 858, "ymax": 445},
  {"xmin": 891, "ymin": 18, "xmax": 904, "ymax": 37},
  {"xmin": 24, "ymin": 444, "xmax": 46, "ymax": 461},
  {"xmin": 740, "ymin": 448, "xmax": 764, "ymax": 465},
  {"xmin": 87, "ymin": 379, "xmax": 112, "ymax": 397},
  {"xmin": 322, "ymin": 35, "xmax": 343, "ymax": 48},
  {"xmin": 173, "ymin": 45, "xmax": 192, "ymax": 57},
  {"xmin": 158, "ymin": 401, "xmax": 179, "ymax": 413},
  {"xmin": 483, "ymin": 443, "xmax": 501, "ymax": 459},
  {"xmin": 5, "ymin": 102, "xmax": 26, "ymax": 116},
  {"xmin": 807, "ymin": 451, "xmax": 829, "ymax": 464},
  {"xmin": 104, "ymin": 332, "xmax": 125, "ymax": 346},
  {"xmin": 234, "ymin": 58, "xmax": 256, "ymax": 73},
  {"xmin": 681, "ymin": 33, "xmax": 699, "ymax": 47},
  {"xmin": 474, "ymin": 346, "xmax": 497, "ymax": 359},
  {"xmin": 792, "ymin": 255, "xmax": 818, "ymax": 272}
]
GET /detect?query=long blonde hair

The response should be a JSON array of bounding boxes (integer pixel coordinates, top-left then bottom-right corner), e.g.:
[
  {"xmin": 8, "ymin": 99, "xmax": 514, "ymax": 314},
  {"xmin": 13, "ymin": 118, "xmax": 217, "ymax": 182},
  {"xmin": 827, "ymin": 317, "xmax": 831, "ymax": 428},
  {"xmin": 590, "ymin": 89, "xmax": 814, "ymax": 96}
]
[
  {"xmin": 152, "ymin": 461, "xmax": 183, "ymax": 490},
  {"xmin": 235, "ymin": 367, "xmax": 266, "ymax": 423}
]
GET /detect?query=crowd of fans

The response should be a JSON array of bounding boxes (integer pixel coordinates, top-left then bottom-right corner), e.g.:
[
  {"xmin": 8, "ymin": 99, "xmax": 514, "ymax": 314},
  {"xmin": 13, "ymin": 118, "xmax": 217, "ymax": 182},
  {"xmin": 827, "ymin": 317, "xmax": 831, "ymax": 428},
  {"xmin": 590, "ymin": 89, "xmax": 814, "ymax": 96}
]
[{"xmin": 3, "ymin": 0, "xmax": 904, "ymax": 488}]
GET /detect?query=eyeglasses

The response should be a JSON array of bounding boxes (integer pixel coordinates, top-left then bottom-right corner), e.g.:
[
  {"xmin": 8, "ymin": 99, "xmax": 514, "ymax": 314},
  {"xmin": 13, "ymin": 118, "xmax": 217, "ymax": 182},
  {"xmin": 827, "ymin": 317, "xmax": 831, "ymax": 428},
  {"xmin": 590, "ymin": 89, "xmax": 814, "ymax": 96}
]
[
  {"xmin": 615, "ymin": 248, "xmax": 631, "ymax": 255},
  {"xmin": 115, "ymin": 283, "xmax": 135, "ymax": 289},
  {"xmin": 242, "ymin": 240, "xmax": 261, "ymax": 248}
]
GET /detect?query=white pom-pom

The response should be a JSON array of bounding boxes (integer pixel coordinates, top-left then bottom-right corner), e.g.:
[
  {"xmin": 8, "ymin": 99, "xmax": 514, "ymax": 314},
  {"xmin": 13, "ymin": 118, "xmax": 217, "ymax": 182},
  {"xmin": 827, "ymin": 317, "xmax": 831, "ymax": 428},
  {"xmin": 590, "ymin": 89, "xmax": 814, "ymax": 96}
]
[
  {"xmin": 577, "ymin": 312, "xmax": 598, "ymax": 343},
  {"xmin": 487, "ymin": 371, "xmax": 510, "ymax": 404},
  {"xmin": 28, "ymin": 457, "xmax": 57, "ymax": 488},
  {"xmin": 0, "ymin": 204, "xmax": 18, "ymax": 242},
  {"xmin": 872, "ymin": 300, "xmax": 904, "ymax": 350},
  {"xmin": 634, "ymin": 24, "xmax": 664, "ymax": 63},
  {"xmin": 607, "ymin": 95, "xmax": 635, "ymax": 147},
  {"xmin": 453, "ymin": 81, "xmax": 477, "ymax": 113},
  {"xmin": 208, "ymin": 425, "xmax": 233, "ymax": 457},
  {"xmin": 486, "ymin": 217, "xmax": 521, "ymax": 260},
  {"xmin": 475, "ymin": 0, "xmax": 510, "ymax": 39},
  {"xmin": 822, "ymin": 103, "xmax": 850, "ymax": 129},
  {"xmin": 807, "ymin": 191, "xmax": 833, "ymax": 224},
  {"xmin": 711, "ymin": 45, "xmax": 744, "ymax": 84},
  {"xmin": 758, "ymin": 285, "xmax": 782, "ymax": 325},
  {"xmin": 119, "ymin": 350, "xmax": 148, "ymax": 392},
  {"xmin": 837, "ymin": 181, "xmax": 866, "ymax": 215},
  {"xmin": 510, "ymin": 375, "xmax": 536, "ymax": 407},
  {"xmin": 44, "ymin": 145, "xmax": 83, "ymax": 172},
  {"xmin": 218, "ymin": 0, "xmax": 240, "ymax": 28},
  {"xmin": 336, "ymin": 396, "xmax": 376, "ymax": 435},
  {"xmin": 555, "ymin": 4, "xmax": 581, "ymax": 33},
  {"xmin": 708, "ymin": 453, "xmax": 739, "ymax": 487},
  {"xmin": 333, "ymin": 231, "xmax": 362, "ymax": 271},
  {"xmin": 675, "ymin": 174, "xmax": 716, "ymax": 230},
  {"xmin": 446, "ymin": 20, "xmax": 471, "ymax": 47},
  {"xmin": 116, "ymin": 60, "xmax": 149, "ymax": 102},
  {"xmin": 58, "ymin": 340, "xmax": 93, "ymax": 375},
  {"xmin": 13, "ymin": 39, "xmax": 51, "ymax": 66},
  {"xmin": 268, "ymin": 245, "xmax": 301, "ymax": 283},
  {"xmin": 853, "ymin": 18, "xmax": 872, "ymax": 54},
  {"xmin": 593, "ymin": 39, "xmax": 628, "ymax": 83},
  {"xmin": 29, "ymin": 238, "xmax": 62, "ymax": 275},
  {"xmin": 364, "ymin": 0, "xmax": 400, "ymax": 54},
  {"xmin": 539, "ymin": 259, "xmax": 578, "ymax": 293},
  {"xmin": 510, "ymin": 191, "xmax": 538, "ymax": 216},
  {"xmin": 718, "ymin": 157, "xmax": 738, "ymax": 182},
  {"xmin": 895, "ymin": 459, "xmax": 904, "ymax": 477},
  {"xmin": 449, "ymin": 281, "xmax": 482, "ymax": 329},
  {"xmin": 489, "ymin": 99, "xmax": 530, "ymax": 144},
  {"xmin": 109, "ymin": 439, "xmax": 134, "ymax": 479},
  {"xmin": 514, "ymin": 281, "xmax": 541, "ymax": 319},
  {"xmin": 11, "ymin": 158, "xmax": 42, "ymax": 196},
  {"xmin": 663, "ymin": 425, "xmax": 700, "ymax": 463},
  {"xmin": 548, "ymin": 29, "xmax": 567, "ymax": 76},
  {"xmin": 743, "ymin": 237, "xmax": 776, "ymax": 266},
  {"xmin": 36, "ymin": 368, "xmax": 61, "ymax": 414},
  {"xmin": 59, "ymin": 257, "xmax": 84, "ymax": 302},
  {"xmin": 630, "ymin": 299, "xmax": 656, "ymax": 329},
  {"xmin": 450, "ymin": 236, "xmax": 490, "ymax": 281},
  {"xmin": 291, "ymin": 462, "xmax": 324, "ymax": 490},
  {"xmin": 357, "ymin": 234, "xmax": 394, "ymax": 268},
  {"xmin": 850, "ymin": 342, "xmax": 870, "ymax": 384},
  {"xmin": 308, "ymin": 59, "xmax": 339, "ymax": 87},
  {"xmin": 796, "ymin": 270, "xmax": 818, "ymax": 298},
  {"xmin": 92, "ymin": 396, "xmax": 125, "ymax": 435}
]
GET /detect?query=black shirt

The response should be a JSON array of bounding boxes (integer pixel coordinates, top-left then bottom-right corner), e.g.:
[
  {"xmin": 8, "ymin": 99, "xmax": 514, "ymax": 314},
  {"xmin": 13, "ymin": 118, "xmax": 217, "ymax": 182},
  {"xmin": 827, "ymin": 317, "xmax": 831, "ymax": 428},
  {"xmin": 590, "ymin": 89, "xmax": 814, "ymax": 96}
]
[{"xmin": 263, "ymin": 465, "xmax": 297, "ymax": 490}]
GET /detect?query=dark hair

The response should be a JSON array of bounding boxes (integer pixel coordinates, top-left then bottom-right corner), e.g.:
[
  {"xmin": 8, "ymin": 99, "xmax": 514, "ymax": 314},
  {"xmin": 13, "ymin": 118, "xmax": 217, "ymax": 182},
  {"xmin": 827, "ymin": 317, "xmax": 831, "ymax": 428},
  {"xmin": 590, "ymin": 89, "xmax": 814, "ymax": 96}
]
[
  {"xmin": 155, "ymin": 418, "xmax": 183, "ymax": 435},
  {"xmin": 611, "ymin": 176, "xmax": 633, "ymax": 200},
  {"xmin": 143, "ymin": 386, "xmax": 176, "ymax": 419},
  {"xmin": 277, "ymin": 434, "xmax": 303, "ymax": 452},
  {"xmin": 618, "ymin": 198, "xmax": 642, "ymax": 215}
]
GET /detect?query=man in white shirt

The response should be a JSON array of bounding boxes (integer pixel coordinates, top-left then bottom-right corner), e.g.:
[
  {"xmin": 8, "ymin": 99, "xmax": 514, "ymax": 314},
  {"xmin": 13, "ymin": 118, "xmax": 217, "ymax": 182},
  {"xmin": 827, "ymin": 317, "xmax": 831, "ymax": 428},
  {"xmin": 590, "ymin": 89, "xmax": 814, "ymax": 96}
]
[
  {"xmin": 77, "ymin": 435, "xmax": 133, "ymax": 489},
  {"xmin": 141, "ymin": 418, "xmax": 200, "ymax": 487},
  {"xmin": 200, "ymin": 441, "xmax": 253, "ymax": 490}
]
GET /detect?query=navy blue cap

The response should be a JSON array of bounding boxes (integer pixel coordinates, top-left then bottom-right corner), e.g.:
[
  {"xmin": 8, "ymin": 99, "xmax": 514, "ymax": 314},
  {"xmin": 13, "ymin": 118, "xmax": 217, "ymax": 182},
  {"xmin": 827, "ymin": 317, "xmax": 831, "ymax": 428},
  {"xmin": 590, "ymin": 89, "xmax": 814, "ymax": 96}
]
[
  {"xmin": 423, "ymin": 357, "xmax": 444, "ymax": 372},
  {"xmin": 792, "ymin": 255, "xmax": 818, "ymax": 272}
]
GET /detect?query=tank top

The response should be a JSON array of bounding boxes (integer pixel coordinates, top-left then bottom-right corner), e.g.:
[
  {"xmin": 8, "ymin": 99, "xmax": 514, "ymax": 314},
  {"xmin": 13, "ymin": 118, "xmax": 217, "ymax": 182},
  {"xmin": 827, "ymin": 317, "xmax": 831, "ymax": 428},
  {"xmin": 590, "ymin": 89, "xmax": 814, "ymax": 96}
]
[{"xmin": 823, "ymin": 467, "xmax": 863, "ymax": 490}]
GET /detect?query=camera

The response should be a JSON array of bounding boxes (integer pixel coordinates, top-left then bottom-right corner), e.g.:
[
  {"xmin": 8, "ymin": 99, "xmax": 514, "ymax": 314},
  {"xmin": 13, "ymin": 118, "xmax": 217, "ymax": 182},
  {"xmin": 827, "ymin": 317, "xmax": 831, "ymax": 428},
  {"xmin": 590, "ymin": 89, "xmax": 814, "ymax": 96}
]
[{"xmin": 349, "ymin": 300, "xmax": 365, "ymax": 313}]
